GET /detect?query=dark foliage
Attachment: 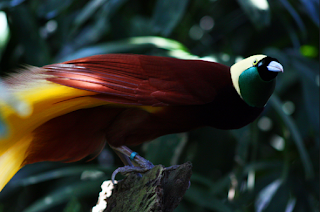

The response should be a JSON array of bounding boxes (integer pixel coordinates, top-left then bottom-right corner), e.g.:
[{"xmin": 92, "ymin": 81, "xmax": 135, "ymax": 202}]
[{"xmin": 0, "ymin": 0, "xmax": 318, "ymax": 211}]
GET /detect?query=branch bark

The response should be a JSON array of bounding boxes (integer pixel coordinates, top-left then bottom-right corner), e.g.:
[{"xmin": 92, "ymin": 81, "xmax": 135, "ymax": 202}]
[{"xmin": 104, "ymin": 162, "xmax": 192, "ymax": 212}]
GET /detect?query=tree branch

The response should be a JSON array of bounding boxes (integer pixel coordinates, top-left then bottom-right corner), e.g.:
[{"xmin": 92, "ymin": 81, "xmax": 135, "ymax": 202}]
[{"xmin": 100, "ymin": 162, "xmax": 192, "ymax": 212}]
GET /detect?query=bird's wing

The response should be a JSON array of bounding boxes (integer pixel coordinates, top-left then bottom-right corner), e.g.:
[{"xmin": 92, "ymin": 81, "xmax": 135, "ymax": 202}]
[{"xmin": 44, "ymin": 54, "xmax": 230, "ymax": 106}]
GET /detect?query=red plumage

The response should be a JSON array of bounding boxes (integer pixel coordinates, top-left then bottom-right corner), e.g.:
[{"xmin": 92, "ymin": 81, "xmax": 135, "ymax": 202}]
[
  {"xmin": 44, "ymin": 54, "xmax": 229, "ymax": 105},
  {"xmin": 23, "ymin": 54, "xmax": 262, "ymax": 164}
]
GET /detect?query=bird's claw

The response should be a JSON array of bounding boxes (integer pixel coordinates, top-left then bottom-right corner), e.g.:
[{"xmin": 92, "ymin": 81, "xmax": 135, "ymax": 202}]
[
  {"xmin": 111, "ymin": 164, "xmax": 181, "ymax": 184},
  {"xmin": 111, "ymin": 166, "xmax": 152, "ymax": 184},
  {"xmin": 110, "ymin": 145, "xmax": 181, "ymax": 185}
]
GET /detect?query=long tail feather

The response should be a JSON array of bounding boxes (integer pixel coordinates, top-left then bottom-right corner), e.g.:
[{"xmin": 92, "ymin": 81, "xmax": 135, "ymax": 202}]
[
  {"xmin": 0, "ymin": 135, "xmax": 32, "ymax": 191},
  {"xmin": 0, "ymin": 67, "xmax": 110, "ymax": 191}
]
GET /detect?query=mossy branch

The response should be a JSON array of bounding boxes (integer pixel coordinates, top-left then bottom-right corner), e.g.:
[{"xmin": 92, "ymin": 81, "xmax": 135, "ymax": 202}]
[{"xmin": 102, "ymin": 162, "xmax": 192, "ymax": 212}]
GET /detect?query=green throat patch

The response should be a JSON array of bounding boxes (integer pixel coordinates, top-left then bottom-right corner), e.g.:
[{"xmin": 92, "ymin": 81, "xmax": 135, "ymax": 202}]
[{"xmin": 239, "ymin": 67, "xmax": 276, "ymax": 108}]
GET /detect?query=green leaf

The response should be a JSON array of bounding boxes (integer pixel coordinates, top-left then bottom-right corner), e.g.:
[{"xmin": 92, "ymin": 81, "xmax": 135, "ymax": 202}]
[
  {"xmin": 151, "ymin": 0, "xmax": 189, "ymax": 36},
  {"xmin": 57, "ymin": 36, "xmax": 190, "ymax": 62},
  {"xmin": 59, "ymin": 0, "xmax": 128, "ymax": 57},
  {"xmin": 278, "ymin": 0, "xmax": 306, "ymax": 38},
  {"xmin": 0, "ymin": 1, "xmax": 318, "ymax": 212},
  {"xmin": 185, "ymin": 128, "xmax": 236, "ymax": 178},
  {"xmin": 0, "ymin": 0, "xmax": 25, "ymax": 10},
  {"xmin": 144, "ymin": 133, "xmax": 187, "ymax": 167},
  {"xmin": 36, "ymin": 0, "xmax": 74, "ymax": 19},
  {"xmin": 71, "ymin": 17, "xmax": 110, "ymax": 48},
  {"xmin": 7, "ymin": 5, "xmax": 51, "ymax": 66},
  {"xmin": 74, "ymin": 0, "xmax": 127, "ymax": 29},
  {"xmin": 231, "ymin": 126, "xmax": 251, "ymax": 165},
  {"xmin": 236, "ymin": 0, "xmax": 270, "ymax": 29},
  {"xmin": 63, "ymin": 197, "xmax": 81, "ymax": 212},
  {"xmin": 299, "ymin": 0, "xmax": 319, "ymax": 26},
  {"xmin": 191, "ymin": 173, "xmax": 216, "ymax": 188},
  {"xmin": 189, "ymin": 172, "xmax": 231, "ymax": 195},
  {"xmin": 73, "ymin": 0, "xmax": 105, "ymax": 28},
  {"xmin": 13, "ymin": 165, "xmax": 114, "ymax": 188},
  {"xmin": 208, "ymin": 174, "xmax": 232, "ymax": 195},
  {"xmin": 22, "ymin": 180, "xmax": 104, "ymax": 212},
  {"xmin": 242, "ymin": 161, "xmax": 283, "ymax": 174},
  {"xmin": 129, "ymin": 36, "xmax": 189, "ymax": 52},
  {"xmin": 280, "ymin": 18, "xmax": 301, "ymax": 49},
  {"xmin": 184, "ymin": 186, "xmax": 234, "ymax": 212},
  {"xmin": 260, "ymin": 180, "xmax": 290, "ymax": 212},
  {"xmin": 270, "ymin": 95, "xmax": 314, "ymax": 179},
  {"xmin": 288, "ymin": 52, "xmax": 319, "ymax": 130},
  {"xmin": 174, "ymin": 203, "xmax": 189, "ymax": 212}
]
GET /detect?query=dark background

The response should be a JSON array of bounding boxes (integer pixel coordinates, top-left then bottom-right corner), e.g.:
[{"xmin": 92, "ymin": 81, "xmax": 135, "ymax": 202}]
[{"xmin": 0, "ymin": 0, "xmax": 318, "ymax": 211}]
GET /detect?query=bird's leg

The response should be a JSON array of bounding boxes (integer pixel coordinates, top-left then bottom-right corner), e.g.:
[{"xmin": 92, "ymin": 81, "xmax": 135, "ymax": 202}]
[
  {"xmin": 112, "ymin": 148, "xmax": 134, "ymax": 167},
  {"xmin": 112, "ymin": 147, "xmax": 143, "ymax": 179},
  {"xmin": 110, "ymin": 145, "xmax": 155, "ymax": 183}
]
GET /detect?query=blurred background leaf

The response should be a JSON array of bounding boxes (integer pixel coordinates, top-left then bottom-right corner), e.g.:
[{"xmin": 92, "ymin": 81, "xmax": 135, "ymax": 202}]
[
  {"xmin": 151, "ymin": 0, "xmax": 189, "ymax": 36},
  {"xmin": 236, "ymin": 0, "xmax": 270, "ymax": 29},
  {"xmin": 0, "ymin": 0, "xmax": 318, "ymax": 211}
]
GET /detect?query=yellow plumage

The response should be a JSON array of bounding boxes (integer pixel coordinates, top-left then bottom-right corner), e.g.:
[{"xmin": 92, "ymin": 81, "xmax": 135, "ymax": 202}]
[
  {"xmin": 0, "ymin": 68, "xmax": 162, "ymax": 191},
  {"xmin": 0, "ymin": 71, "xmax": 107, "ymax": 191},
  {"xmin": 0, "ymin": 135, "xmax": 32, "ymax": 191}
]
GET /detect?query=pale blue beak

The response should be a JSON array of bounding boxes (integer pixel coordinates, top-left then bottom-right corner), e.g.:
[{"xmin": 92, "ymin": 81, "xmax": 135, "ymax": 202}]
[{"xmin": 267, "ymin": 61, "xmax": 284, "ymax": 72}]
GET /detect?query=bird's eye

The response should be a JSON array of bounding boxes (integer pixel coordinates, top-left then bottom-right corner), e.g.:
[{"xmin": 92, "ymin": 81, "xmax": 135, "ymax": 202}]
[{"xmin": 252, "ymin": 59, "xmax": 258, "ymax": 66}]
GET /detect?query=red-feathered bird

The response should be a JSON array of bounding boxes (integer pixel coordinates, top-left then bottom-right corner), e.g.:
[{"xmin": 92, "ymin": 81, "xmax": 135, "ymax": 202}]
[{"xmin": 0, "ymin": 54, "xmax": 283, "ymax": 191}]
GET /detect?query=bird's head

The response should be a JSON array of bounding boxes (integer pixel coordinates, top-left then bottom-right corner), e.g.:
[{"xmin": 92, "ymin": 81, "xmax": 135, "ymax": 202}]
[{"xmin": 230, "ymin": 55, "xmax": 283, "ymax": 108}]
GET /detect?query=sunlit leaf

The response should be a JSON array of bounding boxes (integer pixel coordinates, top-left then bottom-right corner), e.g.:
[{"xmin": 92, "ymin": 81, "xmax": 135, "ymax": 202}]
[
  {"xmin": 57, "ymin": 36, "xmax": 190, "ymax": 62},
  {"xmin": 129, "ymin": 36, "xmax": 189, "ymax": 52},
  {"xmin": 236, "ymin": 0, "xmax": 270, "ymax": 29},
  {"xmin": 300, "ymin": 45, "xmax": 318, "ymax": 58},
  {"xmin": 13, "ymin": 165, "xmax": 114, "ymax": 188},
  {"xmin": 255, "ymin": 179, "xmax": 282, "ymax": 212},
  {"xmin": 285, "ymin": 197, "xmax": 296, "ymax": 212},
  {"xmin": 0, "ymin": 11, "xmax": 9, "ymax": 50}
]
